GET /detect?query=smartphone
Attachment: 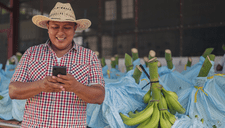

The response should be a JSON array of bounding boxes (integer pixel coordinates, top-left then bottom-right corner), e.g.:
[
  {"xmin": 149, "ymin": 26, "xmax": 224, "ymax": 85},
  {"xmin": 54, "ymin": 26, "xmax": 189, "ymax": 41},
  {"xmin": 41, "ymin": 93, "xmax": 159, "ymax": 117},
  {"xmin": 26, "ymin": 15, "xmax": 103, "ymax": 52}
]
[{"xmin": 53, "ymin": 66, "xmax": 67, "ymax": 76}]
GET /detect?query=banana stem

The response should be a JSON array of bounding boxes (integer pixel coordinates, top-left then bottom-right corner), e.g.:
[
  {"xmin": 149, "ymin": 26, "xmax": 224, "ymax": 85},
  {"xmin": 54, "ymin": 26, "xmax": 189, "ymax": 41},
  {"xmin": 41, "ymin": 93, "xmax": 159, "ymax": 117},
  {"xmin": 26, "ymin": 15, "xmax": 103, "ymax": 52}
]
[
  {"xmin": 165, "ymin": 49, "xmax": 173, "ymax": 69},
  {"xmin": 16, "ymin": 52, "xmax": 22, "ymax": 62},
  {"xmin": 111, "ymin": 57, "xmax": 116, "ymax": 69},
  {"xmin": 157, "ymin": 61, "xmax": 162, "ymax": 67},
  {"xmin": 143, "ymin": 56, "xmax": 149, "ymax": 67},
  {"xmin": 222, "ymin": 44, "xmax": 225, "ymax": 51},
  {"xmin": 101, "ymin": 57, "xmax": 106, "ymax": 67},
  {"xmin": 125, "ymin": 53, "xmax": 133, "ymax": 72},
  {"xmin": 202, "ymin": 48, "xmax": 214, "ymax": 58},
  {"xmin": 208, "ymin": 54, "xmax": 215, "ymax": 61},
  {"xmin": 197, "ymin": 56, "xmax": 212, "ymax": 77},
  {"xmin": 133, "ymin": 65, "xmax": 142, "ymax": 84},
  {"xmin": 9, "ymin": 57, "xmax": 15, "ymax": 65},
  {"xmin": 186, "ymin": 57, "xmax": 192, "ymax": 67},
  {"xmin": 114, "ymin": 54, "xmax": 119, "ymax": 66},
  {"xmin": 148, "ymin": 59, "xmax": 161, "ymax": 101},
  {"xmin": 131, "ymin": 48, "xmax": 139, "ymax": 61},
  {"xmin": 148, "ymin": 50, "xmax": 156, "ymax": 60}
]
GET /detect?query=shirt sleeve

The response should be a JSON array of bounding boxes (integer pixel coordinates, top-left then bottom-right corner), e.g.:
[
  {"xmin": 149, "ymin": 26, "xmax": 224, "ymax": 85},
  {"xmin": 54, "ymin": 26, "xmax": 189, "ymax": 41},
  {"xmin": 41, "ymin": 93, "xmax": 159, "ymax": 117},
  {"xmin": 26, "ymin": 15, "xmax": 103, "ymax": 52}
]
[
  {"xmin": 10, "ymin": 47, "xmax": 31, "ymax": 82},
  {"xmin": 88, "ymin": 52, "xmax": 105, "ymax": 87}
]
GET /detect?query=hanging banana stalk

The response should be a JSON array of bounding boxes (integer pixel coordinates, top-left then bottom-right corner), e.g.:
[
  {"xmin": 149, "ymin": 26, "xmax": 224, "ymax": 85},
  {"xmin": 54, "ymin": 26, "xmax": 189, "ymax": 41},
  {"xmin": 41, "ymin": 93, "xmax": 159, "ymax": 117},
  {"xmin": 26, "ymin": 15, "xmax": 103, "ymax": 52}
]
[
  {"xmin": 125, "ymin": 53, "xmax": 133, "ymax": 72},
  {"xmin": 184, "ymin": 57, "xmax": 192, "ymax": 70},
  {"xmin": 202, "ymin": 48, "xmax": 214, "ymax": 58},
  {"xmin": 120, "ymin": 58, "xmax": 160, "ymax": 127},
  {"xmin": 131, "ymin": 48, "xmax": 139, "ymax": 61},
  {"xmin": 101, "ymin": 57, "xmax": 106, "ymax": 67},
  {"xmin": 222, "ymin": 44, "xmax": 225, "ymax": 51},
  {"xmin": 148, "ymin": 50, "xmax": 156, "ymax": 60},
  {"xmin": 186, "ymin": 57, "xmax": 192, "ymax": 67},
  {"xmin": 197, "ymin": 56, "xmax": 212, "ymax": 77},
  {"xmin": 208, "ymin": 54, "xmax": 215, "ymax": 61},
  {"xmin": 111, "ymin": 57, "xmax": 116, "ymax": 69},
  {"xmin": 8, "ymin": 57, "xmax": 16, "ymax": 65},
  {"xmin": 133, "ymin": 65, "xmax": 143, "ymax": 84},
  {"xmin": 16, "ymin": 52, "xmax": 22, "ymax": 62},
  {"xmin": 114, "ymin": 54, "xmax": 119, "ymax": 67},
  {"xmin": 143, "ymin": 56, "xmax": 149, "ymax": 67},
  {"xmin": 120, "ymin": 58, "xmax": 184, "ymax": 127},
  {"xmin": 165, "ymin": 49, "xmax": 173, "ymax": 69}
]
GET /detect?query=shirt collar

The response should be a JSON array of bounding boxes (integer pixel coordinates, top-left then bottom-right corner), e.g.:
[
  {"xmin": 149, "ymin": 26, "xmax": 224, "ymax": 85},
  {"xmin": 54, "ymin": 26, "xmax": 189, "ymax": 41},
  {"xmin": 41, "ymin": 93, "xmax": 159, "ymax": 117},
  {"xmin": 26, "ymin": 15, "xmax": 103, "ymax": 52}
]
[{"xmin": 44, "ymin": 39, "xmax": 78, "ymax": 51}]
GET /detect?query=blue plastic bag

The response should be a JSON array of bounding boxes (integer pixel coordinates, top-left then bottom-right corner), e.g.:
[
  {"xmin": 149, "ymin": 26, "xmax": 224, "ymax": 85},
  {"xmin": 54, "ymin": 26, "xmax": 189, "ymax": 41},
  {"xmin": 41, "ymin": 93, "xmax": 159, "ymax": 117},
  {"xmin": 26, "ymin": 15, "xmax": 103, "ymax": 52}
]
[
  {"xmin": 177, "ymin": 76, "xmax": 225, "ymax": 127},
  {"xmin": 181, "ymin": 56, "xmax": 215, "ymax": 80},
  {"xmin": 87, "ymin": 72, "xmax": 146, "ymax": 128},
  {"xmin": 0, "ymin": 90, "xmax": 12, "ymax": 120}
]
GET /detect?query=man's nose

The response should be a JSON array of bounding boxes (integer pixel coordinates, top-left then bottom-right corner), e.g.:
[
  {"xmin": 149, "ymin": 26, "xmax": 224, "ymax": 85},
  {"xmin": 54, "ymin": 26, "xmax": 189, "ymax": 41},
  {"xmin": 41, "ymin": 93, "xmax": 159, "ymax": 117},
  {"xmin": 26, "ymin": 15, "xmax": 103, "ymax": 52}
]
[{"xmin": 57, "ymin": 27, "xmax": 65, "ymax": 36}]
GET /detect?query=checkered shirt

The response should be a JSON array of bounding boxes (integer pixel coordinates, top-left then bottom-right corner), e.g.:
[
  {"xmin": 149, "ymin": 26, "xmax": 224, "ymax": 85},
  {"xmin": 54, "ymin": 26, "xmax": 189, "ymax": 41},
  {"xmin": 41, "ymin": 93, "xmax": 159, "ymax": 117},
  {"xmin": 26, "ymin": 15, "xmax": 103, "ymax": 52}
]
[{"xmin": 10, "ymin": 40, "xmax": 105, "ymax": 128}]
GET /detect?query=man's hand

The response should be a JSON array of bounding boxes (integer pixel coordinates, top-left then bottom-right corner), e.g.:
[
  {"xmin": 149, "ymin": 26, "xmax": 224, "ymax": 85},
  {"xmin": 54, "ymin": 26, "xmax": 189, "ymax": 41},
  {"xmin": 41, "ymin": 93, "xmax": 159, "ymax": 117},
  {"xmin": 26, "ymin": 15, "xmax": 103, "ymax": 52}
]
[
  {"xmin": 39, "ymin": 76, "xmax": 65, "ymax": 92},
  {"xmin": 52, "ymin": 74, "xmax": 78, "ymax": 92}
]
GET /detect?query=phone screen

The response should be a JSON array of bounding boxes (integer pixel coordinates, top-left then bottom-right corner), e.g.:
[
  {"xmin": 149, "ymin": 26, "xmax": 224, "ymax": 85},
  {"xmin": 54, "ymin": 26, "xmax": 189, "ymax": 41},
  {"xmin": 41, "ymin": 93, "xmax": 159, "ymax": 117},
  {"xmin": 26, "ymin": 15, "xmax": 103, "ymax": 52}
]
[{"xmin": 53, "ymin": 66, "xmax": 67, "ymax": 76}]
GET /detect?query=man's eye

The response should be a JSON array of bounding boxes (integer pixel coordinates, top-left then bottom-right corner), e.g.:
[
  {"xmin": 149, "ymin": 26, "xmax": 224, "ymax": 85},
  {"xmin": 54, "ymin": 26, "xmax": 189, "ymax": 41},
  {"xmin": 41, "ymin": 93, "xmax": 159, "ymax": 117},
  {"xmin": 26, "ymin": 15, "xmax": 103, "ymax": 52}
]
[
  {"xmin": 64, "ymin": 27, "xmax": 71, "ymax": 29},
  {"xmin": 52, "ymin": 27, "xmax": 59, "ymax": 29}
]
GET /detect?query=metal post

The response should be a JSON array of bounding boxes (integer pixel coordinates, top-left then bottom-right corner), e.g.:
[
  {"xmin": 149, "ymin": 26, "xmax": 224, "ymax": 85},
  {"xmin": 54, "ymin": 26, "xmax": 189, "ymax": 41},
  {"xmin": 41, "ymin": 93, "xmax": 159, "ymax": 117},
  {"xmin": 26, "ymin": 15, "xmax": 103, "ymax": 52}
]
[
  {"xmin": 98, "ymin": 0, "xmax": 102, "ymax": 58},
  {"xmin": 8, "ymin": 0, "xmax": 19, "ymax": 59},
  {"xmin": 179, "ymin": 0, "xmax": 184, "ymax": 57},
  {"xmin": 134, "ymin": 0, "xmax": 139, "ymax": 49}
]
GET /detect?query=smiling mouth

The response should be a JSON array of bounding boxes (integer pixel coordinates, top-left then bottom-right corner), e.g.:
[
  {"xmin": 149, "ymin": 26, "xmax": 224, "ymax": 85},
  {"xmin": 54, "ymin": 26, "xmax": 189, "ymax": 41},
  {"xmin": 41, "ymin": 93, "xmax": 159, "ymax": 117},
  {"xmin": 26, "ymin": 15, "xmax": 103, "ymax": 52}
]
[{"xmin": 56, "ymin": 37, "xmax": 66, "ymax": 41}]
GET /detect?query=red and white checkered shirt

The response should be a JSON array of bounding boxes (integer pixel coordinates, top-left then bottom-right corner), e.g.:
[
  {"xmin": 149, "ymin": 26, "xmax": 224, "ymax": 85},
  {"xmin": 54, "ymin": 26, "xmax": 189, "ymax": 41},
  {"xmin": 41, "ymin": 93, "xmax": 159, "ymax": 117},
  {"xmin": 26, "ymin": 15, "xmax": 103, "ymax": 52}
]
[{"xmin": 11, "ymin": 40, "xmax": 105, "ymax": 128}]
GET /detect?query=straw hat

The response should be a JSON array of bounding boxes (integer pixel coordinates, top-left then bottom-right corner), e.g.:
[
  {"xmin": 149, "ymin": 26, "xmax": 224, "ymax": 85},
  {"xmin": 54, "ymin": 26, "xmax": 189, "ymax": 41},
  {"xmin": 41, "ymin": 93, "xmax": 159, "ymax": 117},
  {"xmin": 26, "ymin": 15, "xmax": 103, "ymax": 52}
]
[{"xmin": 32, "ymin": 2, "xmax": 91, "ymax": 31}]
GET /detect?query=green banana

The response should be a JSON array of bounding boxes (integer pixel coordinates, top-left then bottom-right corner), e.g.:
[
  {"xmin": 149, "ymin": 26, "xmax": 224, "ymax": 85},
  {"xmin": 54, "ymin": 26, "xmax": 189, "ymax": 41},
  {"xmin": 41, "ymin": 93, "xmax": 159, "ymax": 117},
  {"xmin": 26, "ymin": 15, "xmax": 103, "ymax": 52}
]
[
  {"xmin": 128, "ymin": 102, "xmax": 152, "ymax": 118},
  {"xmin": 163, "ymin": 112, "xmax": 172, "ymax": 127},
  {"xmin": 137, "ymin": 115, "xmax": 152, "ymax": 128},
  {"xmin": 153, "ymin": 124, "xmax": 159, "ymax": 128},
  {"xmin": 164, "ymin": 93, "xmax": 186, "ymax": 114},
  {"xmin": 143, "ymin": 89, "xmax": 152, "ymax": 104},
  {"xmin": 120, "ymin": 102, "xmax": 154, "ymax": 126},
  {"xmin": 159, "ymin": 94, "xmax": 167, "ymax": 109},
  {"xmin": 160, "ymin": 111, "xmax": 170, "ymax": 128},
  {"xmin": 142, "ymin": 102, "xmax": 160, "ymax": 128},
  {"xmin": 166, "ymin": 100, "xmax": 176, "ymax": 115},
  {"xmin": 162, "ymin": 87, "xmax": 178, "ymax": 100},
  {"xmin": 164, "ymin": 110, "xmax": 176, "ymax": 125}
]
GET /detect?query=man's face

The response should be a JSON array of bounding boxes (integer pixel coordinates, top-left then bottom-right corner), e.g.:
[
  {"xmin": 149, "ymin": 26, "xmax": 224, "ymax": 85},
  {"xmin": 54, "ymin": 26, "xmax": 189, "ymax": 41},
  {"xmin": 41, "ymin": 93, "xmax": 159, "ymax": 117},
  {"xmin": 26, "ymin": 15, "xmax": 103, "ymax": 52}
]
[{"xmin": 47, "ymin": 21, "xmax": 76, "ymax": 50}]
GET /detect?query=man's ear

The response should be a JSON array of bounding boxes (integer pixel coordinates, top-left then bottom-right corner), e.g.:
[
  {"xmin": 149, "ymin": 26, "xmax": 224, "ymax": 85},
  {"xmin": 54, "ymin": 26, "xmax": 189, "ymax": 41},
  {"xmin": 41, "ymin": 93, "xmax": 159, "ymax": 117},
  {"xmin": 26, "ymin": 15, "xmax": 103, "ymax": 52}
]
[
  {"xmin": 46, "ymin": 23, "xmax": 49, "ymax": 29},
  {"xmin": 46, "ymin": 21, "xmax": 50, "ymax": 33},
  {"xmin": 74, "ymin": 23, "xmax": 77, "ymax": 31}
]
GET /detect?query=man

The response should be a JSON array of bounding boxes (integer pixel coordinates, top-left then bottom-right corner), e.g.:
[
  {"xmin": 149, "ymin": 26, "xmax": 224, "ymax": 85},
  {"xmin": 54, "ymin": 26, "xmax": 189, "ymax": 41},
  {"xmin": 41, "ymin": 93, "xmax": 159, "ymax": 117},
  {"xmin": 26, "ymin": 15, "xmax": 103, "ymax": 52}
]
[{"xmin": 8, "ymin": 2, "xmax": 105, "ymax": 127}]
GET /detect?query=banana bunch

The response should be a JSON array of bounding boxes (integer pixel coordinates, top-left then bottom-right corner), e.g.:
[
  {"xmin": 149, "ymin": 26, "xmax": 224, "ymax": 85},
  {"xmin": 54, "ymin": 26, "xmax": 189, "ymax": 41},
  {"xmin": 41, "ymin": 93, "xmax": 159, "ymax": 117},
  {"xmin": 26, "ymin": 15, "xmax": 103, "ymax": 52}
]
[
  {"xmin": 120, "ymin": 101, "xmax": 159, "ymax": 127},
  {"xmin": 119, "ymin": 59, "xmax": 185, "ymax": 128},
  {"xmin": 120, "ymin": 87, "xmax": 184, "ymax": 127}
]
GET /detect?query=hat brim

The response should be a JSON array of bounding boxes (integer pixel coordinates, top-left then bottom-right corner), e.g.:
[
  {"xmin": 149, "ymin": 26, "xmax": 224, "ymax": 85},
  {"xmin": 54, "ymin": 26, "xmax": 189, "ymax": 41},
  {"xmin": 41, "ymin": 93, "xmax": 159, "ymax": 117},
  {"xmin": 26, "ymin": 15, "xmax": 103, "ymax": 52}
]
[{"xmin": 32, "ymin": 15, "xmax": 91, "ymax": 31}]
